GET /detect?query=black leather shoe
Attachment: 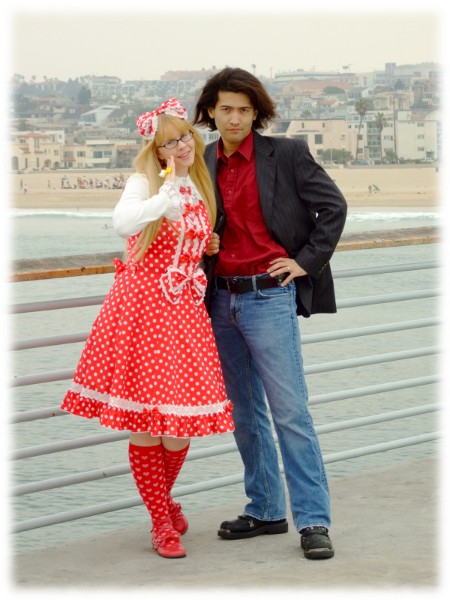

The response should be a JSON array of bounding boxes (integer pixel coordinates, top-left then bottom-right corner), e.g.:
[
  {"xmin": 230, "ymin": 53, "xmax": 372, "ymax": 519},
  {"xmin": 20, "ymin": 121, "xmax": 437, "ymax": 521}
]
[
  {"xmin": 300, "ymin": 526, "xmax": 334, "ymax": 559},
  {"xmin": 218, "ymin": 515, "xmax": 288, "ymax": 539}
]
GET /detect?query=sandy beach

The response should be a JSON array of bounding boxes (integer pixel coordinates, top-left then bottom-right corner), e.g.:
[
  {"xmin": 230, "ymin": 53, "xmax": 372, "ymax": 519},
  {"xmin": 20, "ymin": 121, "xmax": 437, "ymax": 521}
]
[{"xmin": 10, "ymin": 165, "xmax": 440, "ymax": 212}]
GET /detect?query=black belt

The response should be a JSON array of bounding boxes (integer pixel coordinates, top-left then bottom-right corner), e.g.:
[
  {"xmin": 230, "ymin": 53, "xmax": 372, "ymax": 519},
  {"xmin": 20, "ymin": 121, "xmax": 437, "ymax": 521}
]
[{"xmin": 216, "ymin": 273, "xmax": 288, "ymax": 294}]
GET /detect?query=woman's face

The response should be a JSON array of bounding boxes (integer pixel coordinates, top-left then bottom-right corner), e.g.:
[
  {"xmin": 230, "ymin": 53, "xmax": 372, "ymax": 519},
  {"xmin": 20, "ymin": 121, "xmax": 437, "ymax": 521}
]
[{"xmin": 156, "ymin": 123, "xmax": 195, "ymax": 177}]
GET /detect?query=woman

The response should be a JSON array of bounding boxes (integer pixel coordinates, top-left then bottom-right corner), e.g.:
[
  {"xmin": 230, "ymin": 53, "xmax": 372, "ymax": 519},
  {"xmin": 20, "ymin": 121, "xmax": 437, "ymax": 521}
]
[{"xmin": 61, "ymin": 98, "xmax": 234, "ymax": 559}]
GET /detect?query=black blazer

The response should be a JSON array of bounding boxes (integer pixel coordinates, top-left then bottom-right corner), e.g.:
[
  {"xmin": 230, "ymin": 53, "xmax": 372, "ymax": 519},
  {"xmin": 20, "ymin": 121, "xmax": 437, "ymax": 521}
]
[{"xmin": 203, "ymin": 131, "xmax": 347, "ymax": 317}]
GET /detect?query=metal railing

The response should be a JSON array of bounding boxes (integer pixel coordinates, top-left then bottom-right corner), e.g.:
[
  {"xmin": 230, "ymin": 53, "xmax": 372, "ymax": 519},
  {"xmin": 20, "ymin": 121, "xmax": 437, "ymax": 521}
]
[{"xmin": 10, "ymin": 230, "xmax": 441, "ymax": 538}]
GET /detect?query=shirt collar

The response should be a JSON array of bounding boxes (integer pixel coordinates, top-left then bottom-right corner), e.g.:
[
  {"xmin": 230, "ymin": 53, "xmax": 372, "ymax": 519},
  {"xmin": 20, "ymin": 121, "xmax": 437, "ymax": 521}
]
[{"xmin": 217, "ymin": 130, "xmax": 254, "ymax": 161}]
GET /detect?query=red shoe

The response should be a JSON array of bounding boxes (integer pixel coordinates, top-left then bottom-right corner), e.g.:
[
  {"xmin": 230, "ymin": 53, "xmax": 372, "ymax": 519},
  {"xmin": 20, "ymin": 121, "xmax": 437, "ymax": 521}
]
[
  {"xmin": 152, "ymin": 523, "xmax": 186, "ymax": 559},
  {"xmin": 170, "ymin": 501, "xmax": 189, "ymax": 535}
]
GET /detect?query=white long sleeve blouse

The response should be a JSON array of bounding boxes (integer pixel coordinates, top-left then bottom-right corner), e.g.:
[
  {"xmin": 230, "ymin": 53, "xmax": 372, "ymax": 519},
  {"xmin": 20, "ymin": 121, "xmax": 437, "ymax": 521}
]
[{"xmin": 112, "ymin": 173, "xmax": 184, "ymax": 239}]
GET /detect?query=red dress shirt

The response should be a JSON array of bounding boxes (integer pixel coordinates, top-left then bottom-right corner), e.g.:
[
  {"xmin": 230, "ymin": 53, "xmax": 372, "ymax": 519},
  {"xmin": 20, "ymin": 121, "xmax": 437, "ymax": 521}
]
[{"xmin": 216, "ymin": 132, "xmax": 288, "ymax": 276}]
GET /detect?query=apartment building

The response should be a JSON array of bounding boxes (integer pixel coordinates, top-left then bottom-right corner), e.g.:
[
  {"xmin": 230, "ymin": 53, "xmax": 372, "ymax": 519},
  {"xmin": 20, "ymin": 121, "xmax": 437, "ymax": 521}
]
[
  {"xmin": 11, "ymin": 131, "xmax": 64, "ymax": 171},
  {"xmin": 265, "ymin": 118, "xmax": 355, "ymax": 163}
]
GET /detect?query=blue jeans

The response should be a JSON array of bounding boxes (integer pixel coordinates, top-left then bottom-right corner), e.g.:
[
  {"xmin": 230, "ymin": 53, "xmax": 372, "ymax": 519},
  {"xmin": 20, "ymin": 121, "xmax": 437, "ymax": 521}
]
[{"xmin": 210, "ymin": 277, "xmax": 331, "ymax": 532}]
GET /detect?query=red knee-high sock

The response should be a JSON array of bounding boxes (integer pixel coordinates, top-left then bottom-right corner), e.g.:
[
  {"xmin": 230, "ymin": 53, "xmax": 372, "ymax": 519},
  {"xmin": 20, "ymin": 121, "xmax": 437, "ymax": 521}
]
[
  {"xmin": 128, "ymin": 442, "xmax": 171, "ymax": 531},
  {"xmin": 162, "ymin": 443, "xmax": 190, "ymax": 511}
]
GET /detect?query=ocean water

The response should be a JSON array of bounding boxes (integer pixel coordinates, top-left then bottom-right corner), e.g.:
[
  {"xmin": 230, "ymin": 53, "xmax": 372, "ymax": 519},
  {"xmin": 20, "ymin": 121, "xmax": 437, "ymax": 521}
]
[
  {"xmin": 10, "ymin": 207, "xmax": 440, "ymax": 260},
  {"xmin": 9, "ymin": 209, "xmax": 441, "ymax": 553}
]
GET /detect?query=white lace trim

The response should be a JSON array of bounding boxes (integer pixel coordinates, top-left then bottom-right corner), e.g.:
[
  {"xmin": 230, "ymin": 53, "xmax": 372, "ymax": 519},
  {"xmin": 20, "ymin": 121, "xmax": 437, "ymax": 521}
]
[
  {"xmin": 70, "ymin": 382, "xmax": 230, "ymax": 416},
  {"xmin": 160, "ymin": 181, "xmax": 184, "ymax": 221}
]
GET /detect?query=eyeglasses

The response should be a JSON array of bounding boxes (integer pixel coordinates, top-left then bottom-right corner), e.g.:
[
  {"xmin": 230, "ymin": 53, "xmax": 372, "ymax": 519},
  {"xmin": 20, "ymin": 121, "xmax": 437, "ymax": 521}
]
[{"xmin": 158, "ymin": 131, "xmax": 193, "ymax": 149}]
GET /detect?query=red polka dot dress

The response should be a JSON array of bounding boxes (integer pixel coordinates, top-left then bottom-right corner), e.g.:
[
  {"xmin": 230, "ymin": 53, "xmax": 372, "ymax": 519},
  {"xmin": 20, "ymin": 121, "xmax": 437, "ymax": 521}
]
[{"xmin": 61, "ymin": 181, "xmax": 234, "ymax": 437}]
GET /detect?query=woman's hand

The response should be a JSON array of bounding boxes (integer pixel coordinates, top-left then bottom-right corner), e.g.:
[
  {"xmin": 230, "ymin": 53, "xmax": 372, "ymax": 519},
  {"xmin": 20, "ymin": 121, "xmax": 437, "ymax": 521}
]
[
  {"xmin": 165, "ymin": 155, "xmax": 176, "ymax": 182},
  {"xmin": 205, "ymin": 232, "xmax": 220, "ymax": 256}
]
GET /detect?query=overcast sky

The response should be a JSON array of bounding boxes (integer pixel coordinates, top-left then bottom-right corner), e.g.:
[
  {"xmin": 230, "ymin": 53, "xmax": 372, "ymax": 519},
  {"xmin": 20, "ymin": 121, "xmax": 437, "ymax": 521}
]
[{"xmin": 6, "ymin": 0, "xmax": 445, "ymax": 82}]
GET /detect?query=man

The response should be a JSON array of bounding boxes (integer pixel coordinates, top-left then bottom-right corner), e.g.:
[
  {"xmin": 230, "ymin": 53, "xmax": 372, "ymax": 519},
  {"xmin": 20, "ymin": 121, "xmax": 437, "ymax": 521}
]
[{"xmin": 193, "ymin": 67, "xmax": 347, "ymax": 559}]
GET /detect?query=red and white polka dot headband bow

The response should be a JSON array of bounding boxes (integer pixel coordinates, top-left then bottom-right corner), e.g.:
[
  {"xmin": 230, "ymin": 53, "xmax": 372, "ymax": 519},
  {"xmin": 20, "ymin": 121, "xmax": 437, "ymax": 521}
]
[{"xmin": 136, "ymin": 98, "xmax": 187, "ymax": 141}]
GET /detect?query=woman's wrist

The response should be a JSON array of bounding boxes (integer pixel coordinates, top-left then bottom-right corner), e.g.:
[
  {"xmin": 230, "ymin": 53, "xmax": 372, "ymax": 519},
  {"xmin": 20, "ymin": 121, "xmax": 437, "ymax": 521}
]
[{"xmin": 160, "ymin": 181, "xmax": 183, "ymax": 220}]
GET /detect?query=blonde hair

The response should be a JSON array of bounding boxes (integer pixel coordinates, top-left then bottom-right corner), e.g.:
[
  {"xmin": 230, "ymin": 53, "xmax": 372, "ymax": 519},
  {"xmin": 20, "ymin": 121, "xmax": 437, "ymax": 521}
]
[{"xmin": 131, "ymin": 114, "xmax": 216, "ymax": 261}]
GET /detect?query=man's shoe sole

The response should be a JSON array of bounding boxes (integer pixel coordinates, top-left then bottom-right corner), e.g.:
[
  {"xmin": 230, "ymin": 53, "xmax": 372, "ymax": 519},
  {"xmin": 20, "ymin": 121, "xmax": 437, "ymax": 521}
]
[
  {"xmin": 218, "ymin": 521, "xmax": 288, "ymax": 539},
  {"xmin": 303, "ymin": 547, "xmax": 335, "ymax": 559}
]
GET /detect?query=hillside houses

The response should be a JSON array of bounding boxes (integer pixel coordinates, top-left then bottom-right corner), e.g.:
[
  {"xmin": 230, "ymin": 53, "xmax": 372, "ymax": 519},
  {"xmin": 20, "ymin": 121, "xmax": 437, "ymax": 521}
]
[{"xmin": 10, "ymin": 62, "xmax": 441, "ymax": 172}]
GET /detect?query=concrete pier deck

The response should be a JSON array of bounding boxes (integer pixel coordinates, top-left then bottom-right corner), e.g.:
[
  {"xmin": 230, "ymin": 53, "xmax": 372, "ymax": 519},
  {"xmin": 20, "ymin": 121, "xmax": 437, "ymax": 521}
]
[{"xmin": 10, "ymin": 456, "xmax": 442, "ymax": 595}]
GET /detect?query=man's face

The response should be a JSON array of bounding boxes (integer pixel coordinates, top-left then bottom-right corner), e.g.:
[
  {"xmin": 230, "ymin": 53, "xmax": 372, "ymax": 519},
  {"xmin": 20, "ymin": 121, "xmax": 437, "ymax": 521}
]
[{"xmin": 208, "ymin": 91, "xmax": 257, "ymax": 152}]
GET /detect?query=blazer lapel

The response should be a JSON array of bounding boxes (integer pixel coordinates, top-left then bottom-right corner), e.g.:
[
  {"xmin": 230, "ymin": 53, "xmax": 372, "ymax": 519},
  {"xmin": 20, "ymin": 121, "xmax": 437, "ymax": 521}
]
[{"xmin": 253, "ymin": 132, "xmax": 276, "ymax": 230}]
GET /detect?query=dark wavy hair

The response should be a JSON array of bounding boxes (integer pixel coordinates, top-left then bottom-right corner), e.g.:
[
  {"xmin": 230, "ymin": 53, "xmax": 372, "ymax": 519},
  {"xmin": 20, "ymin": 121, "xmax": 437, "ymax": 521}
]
[{"xmin": 193, "ymin": 67, "xmax": 278, "ymax": 131}]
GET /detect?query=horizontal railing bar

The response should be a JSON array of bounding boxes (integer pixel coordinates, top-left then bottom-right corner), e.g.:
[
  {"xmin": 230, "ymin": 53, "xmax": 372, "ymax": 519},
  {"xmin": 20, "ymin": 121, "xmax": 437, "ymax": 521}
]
[
  {"xmin": 10, "ymin": 296, "xmax": 106, "ymax": 315},
  {"xmin": 317, "ymin": 403, "xmax": 439, "ymax": 434},
  {"xmin": 8, "ymin": 287, "xmax": 439, "ymax": 322},
  {"xmin": 10, "ymin": 369, "xmax": 75, "ymax": 388},
  {"xmin": 334, "ymin": 228, "xmax": 439, "ymax": 253},
  {"xmin": 12, "ymin": 407, "xmax": 68, "ymax": 423},
  {"xmin": 8, "ymin": 260, "xmax": 439, "ymax": 316},
  {"xmin": 11, "ymin": 442, "xmax": 239, "ymax": 496},
  {"xmin": 11, "ymin": 317, "xmax": 439, "ymax": 353},
  {"xmin": 12, "ymin": 464, "xmax": 131, "ymax": 497},
  {"xmin": 11, "ymin": 431, "xmax": 129, "ymax": 461},
  {"xmin": 10, "ymin": 345, "xmax": 439, "ymax": 390},
  {"xmin": 337, "ymin": 289, "xmax": 437, "ymax": 309},
  {"xmin": 333, "ymin": 260, "xmax": 439, "ymax": 279},
  {"xmin": 11, "ymin": 476, "xmax": 243, "ymax": 534},
  {"xmin": 12, "ymin": 404, "xmax": 438, "ymax": 497},
  {"xmin": 310, "ymin": 375, "xmax": 438, "ymax": 405},
  {"xmin": 10, "ymin": 228, "xmax": 439, "ymax": 283},
  {"xmin": 302, "ymin": 318, "xmax": 438, "ymax": 344},
  {"xmin": 12, "ymin": 496, "xmax": 143, "ymax": 533},
  {"xmin": 11, "ymin": 432, "xmax": 438, "ymax": 533},
  {"xmin": 323, "ymin": 432, "xmax": 439, "ymax": 464},
  {"xmin": 11, "ymin": 374, "xmax": 438, "ymax": 424},
  {"xmin": 306, "ymin": 346, "xmax": 439, "ymax": 375},
  {"xmin": 12, "ymin": 332, "xmax": 90, "ymax": 351}
]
